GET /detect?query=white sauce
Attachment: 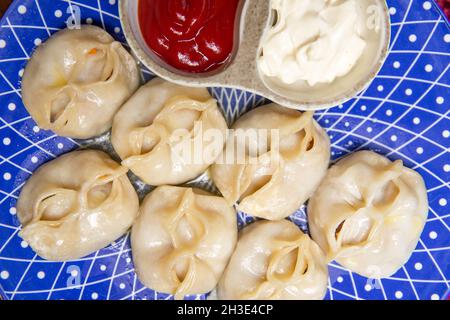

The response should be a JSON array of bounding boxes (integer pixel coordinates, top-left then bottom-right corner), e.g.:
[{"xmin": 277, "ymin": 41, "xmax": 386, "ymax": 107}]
[{"xmin": 258, "ymin": 0, "xmax": 378, "ymax": 87}]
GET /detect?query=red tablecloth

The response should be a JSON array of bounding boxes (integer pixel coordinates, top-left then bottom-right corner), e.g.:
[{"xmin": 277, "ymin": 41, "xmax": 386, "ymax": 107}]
[{"xmin": 0, "ymin": 1, "xmax": 12, "ymax": 18}]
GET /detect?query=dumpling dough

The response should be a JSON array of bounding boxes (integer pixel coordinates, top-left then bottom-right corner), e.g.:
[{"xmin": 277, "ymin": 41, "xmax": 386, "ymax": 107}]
[
  {"xmin": 131, "ymin": 186, "xmax": 237, "ymax": 299},
  {"xmin": 211, "ymin": 104, "xmax": 330, "ymax": 220},
  {"xmin": 22, "ymin": 25, "xmax": 140, "ymax": 139},
  {"xmin": 17, "ymin": 150, "xmax": 139, "ymax": 261},
  {"xmin": 111, "ymin": 78, "xmax": 228, "ymax": 186},
  {"xmin": 308, "ymin": 151, "xmax": 428, "ymax": 278},
  {"xmin": 218, "ymin": 220, "xmax": 328, "ymax": 300}
]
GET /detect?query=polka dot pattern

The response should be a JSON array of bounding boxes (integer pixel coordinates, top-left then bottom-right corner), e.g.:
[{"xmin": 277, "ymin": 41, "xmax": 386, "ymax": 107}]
[{"xmin": 0, "ymin": 0, "xmax": 448, "ymax": 302}]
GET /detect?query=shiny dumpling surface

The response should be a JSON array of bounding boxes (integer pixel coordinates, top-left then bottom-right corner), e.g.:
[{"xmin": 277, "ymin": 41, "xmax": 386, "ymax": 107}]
[
  {"xmin": 131, "ymin": 186, "xmax": 237, "ymax": 299},
  {"xmin": 218, "ymin": 220, "xmax": 328, "ymax": 300},
  {"xmin": 308, "ymin": 151, "xmax": 428, "ymax": 278},
  {"xmin": 17, "ymin": 150, "xmax": 139, "ymax": 261},
  {"xmin": 211, "ymin": 104, "xmax": 330, "ymax": 220},
  {"xmin": 111, "ymin": 78, "xmax": 228, "ymax": 186},
  {"xmin": 22, "ymin": 25, "xmax": 140, "ymax": 139}
]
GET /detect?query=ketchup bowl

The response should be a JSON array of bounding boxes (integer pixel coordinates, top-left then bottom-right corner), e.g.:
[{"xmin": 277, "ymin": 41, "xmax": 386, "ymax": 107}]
[{"xmin": 120, "ymin": 0, "xmax": 391, "ymax": 110}]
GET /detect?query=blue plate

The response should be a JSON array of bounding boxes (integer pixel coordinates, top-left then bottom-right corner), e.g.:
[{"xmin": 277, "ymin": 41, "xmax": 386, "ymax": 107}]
[{"xmin": 0, "ymin": 0, "xmax": 449, "ymax": 300}]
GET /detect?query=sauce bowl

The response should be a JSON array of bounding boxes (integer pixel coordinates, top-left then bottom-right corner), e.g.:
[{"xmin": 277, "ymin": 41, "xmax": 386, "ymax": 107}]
[{"xmin": 119, "ymin": 0, "xmax": 391, "ymax": 110}]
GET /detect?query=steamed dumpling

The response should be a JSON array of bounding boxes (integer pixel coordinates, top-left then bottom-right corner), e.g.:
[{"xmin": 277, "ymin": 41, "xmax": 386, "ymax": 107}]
[
  {"xmin": 132, "ymin": 186, "xmax": 237, "ymax": 299},
  {"xmin": 211, "ymin": 104, "xmax": 330, "ymax": 220},
  {"xmin": 308, "ymin": 151, "xmax": 428, "ymax": 278},
  {"xmin": 111, "ymin": 78, "xmax": 228, "ymax": 186},
  {"xmin": 22, "ymin": 25, "xmax": 140, "ymax": 139},
  {"xmin": 17, "ymin": 150, "xmax": 139, "ymax": 261},
  {"xmin": 218, "ymin": 220, "xmax": 328, "ymax": 300}
]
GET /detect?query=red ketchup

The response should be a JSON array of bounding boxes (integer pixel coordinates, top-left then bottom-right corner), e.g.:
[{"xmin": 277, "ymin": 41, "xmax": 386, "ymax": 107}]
[{"xmin": 138, "ymin": 0, "xmax": 241, "ymax": 73}]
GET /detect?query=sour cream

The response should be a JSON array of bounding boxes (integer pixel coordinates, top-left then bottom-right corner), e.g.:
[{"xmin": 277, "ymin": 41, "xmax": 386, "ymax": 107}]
[{"xmin": 258, "ymin": 0, "xmax": 376, "ymax": 87}]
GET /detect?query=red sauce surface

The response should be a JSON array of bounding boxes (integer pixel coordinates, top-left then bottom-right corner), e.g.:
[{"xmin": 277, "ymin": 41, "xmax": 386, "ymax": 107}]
[{"xmin": 139, "ymin": 0, "xmax": 241, "ymax": 73}]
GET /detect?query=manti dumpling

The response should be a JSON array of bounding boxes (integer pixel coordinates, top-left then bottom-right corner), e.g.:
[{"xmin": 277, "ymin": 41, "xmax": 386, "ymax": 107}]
[
  {"xmin": 131, "ymin": 186, "xmax": 237, "ymax": 299},
  {"xmin": 22, "ymin": 25, "xmax": 140, "ymax": 139},
  {"xmin": 218, "ymin": 220, "xmax": 328, "ymax": 300},
  {"xmin": 111, "ymin": 78, "xmax": 228, "ymax": 186},
  {"xmin": 308, "ymin": 151, "xmax": 428, "ymax": 278},
  {"xmin": 17, "ymin": 150, "xmax": 139, "ymax": 261},
  {"xmin": 211, "ymin": 104, "xmax": 330, "ymax": 220}
]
